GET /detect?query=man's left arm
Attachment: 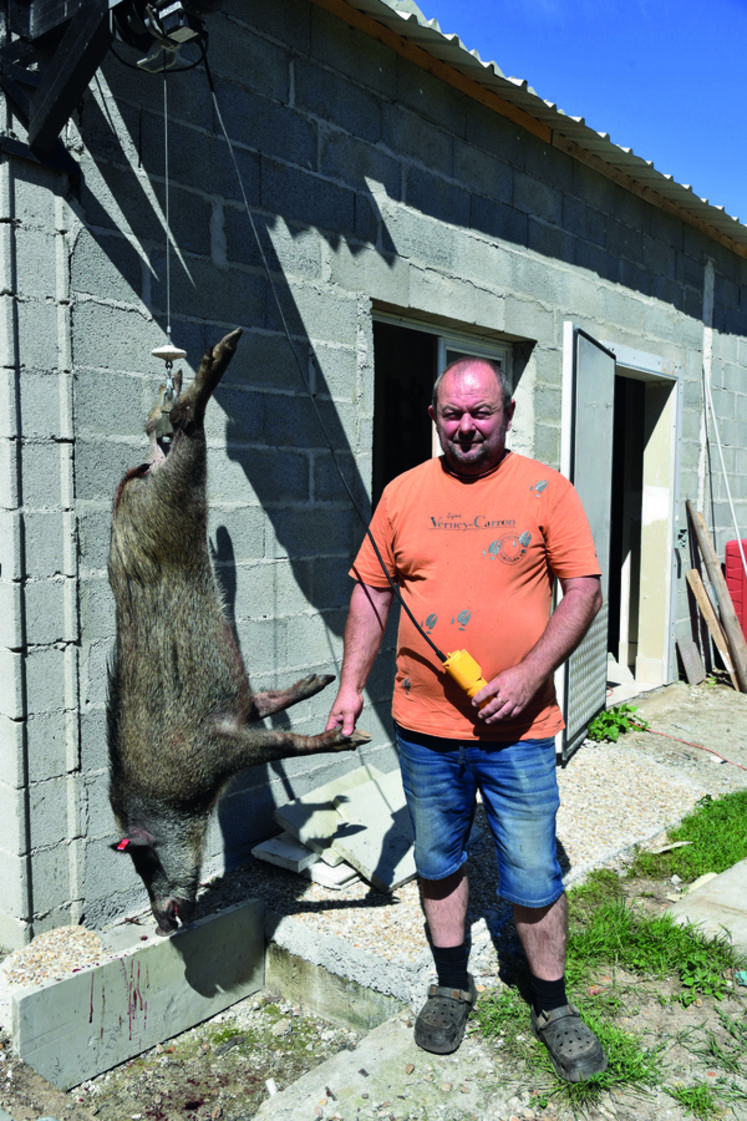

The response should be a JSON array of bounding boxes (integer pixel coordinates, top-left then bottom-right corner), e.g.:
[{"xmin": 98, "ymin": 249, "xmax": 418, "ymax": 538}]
[{"xmin": 474, "ymin": 574, "xmax": 602, "ymax": 724}]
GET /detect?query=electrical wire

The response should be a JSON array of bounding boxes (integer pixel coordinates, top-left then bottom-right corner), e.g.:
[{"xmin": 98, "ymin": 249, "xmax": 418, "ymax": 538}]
[
  {"xmin": 630, "ymin": 719, "xmax": 747, "ymax": 772},
  {"xmin": 162, "ymin": 67, "xmax": 172, "ymax": 341},
  {"xmin": 199, "ymin": 49, "xmax": 447, "ymax": 665}
]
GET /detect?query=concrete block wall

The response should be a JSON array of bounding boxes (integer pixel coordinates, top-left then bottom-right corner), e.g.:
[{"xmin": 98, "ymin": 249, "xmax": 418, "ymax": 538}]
[
  {"xmin": 0, "ymin": 152, "xmax": 84, "ymax": 948},
  {"xmin": 2, "ymin": 0, "xmax": 747, "ymax": 943}
]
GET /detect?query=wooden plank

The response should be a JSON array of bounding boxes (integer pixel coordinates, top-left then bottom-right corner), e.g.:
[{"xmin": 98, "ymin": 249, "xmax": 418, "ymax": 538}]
[
  {"xmin": 685, "ymin": 569, "xmax": 738, "ymax": 689},
  {"xmin": 675, "ymin": 634, "xmax": 705, "ymax": 685},
  {"xmin": 685, "ymin": 501, "xmax": 747, "ymax": 691}
]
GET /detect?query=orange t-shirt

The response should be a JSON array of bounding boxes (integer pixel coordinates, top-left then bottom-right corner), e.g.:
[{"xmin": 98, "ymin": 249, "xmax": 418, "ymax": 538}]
[{"xmin": 351, "ymin": 452, "xmax": 601, "ymax": 741}]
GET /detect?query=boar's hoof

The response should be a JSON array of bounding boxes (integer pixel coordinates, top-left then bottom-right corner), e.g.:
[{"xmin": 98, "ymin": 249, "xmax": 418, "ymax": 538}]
[
  {"xmin": 299, "ymin": 673, "xmax": 335, "ymax": 695},
  {"xmin": 348, "ymin": 729, "xmax": 371, "ymax": 747}
]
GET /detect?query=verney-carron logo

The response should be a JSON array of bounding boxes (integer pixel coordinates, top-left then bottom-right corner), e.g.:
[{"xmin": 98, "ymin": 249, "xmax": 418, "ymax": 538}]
[
  {"xmin": 485, "ymin": 531, "xmax": 532, "ymax": 564},
  {"xmin": 429, "ymin": 513, "xmax": 517, "ymax": 531}
]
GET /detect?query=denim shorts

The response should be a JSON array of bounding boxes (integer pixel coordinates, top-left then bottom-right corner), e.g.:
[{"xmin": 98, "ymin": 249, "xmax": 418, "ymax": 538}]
[{"xmin": 395, "ymin": 723, "xmax": 564, "ymax": 910}]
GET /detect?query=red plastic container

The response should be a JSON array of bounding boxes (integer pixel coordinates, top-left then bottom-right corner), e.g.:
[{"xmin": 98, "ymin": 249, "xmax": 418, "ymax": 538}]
[{"xmin": 725, "ymin": 540, "xmax": 747, "ymax": 639}]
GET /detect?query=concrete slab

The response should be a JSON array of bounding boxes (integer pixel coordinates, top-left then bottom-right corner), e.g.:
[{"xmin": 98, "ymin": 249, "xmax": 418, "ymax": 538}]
[
  {"xmin": 667, "ymin": 858, "xmax": 747, "ymax": 958},
  {"xmin": 274, "ymin": 765, "xmax": 386, "ymax": 866},
  {"xmin": 252, "ymin": 831, "xmax": 320, "ymax": 872},
  {"xmin": 305, "ymin": 860, "xmax": 360, "ymax": 889},
  {"xmin": 252, "ymin": 1010, "xmax": 495, "ymax": 1121},
  {"xmin": 10, "ymin": 898, "xmax": 264, "ymax": 1090},
  {"xmin": 331, "ymin": 769, "xmax": 416, "ymax": 893}
]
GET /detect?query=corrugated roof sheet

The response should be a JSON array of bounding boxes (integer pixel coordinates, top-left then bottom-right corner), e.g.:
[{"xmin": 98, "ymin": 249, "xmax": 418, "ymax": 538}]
[{"xmin": 346, "ymin": 0, "xmax": 747, "ymax": 252}]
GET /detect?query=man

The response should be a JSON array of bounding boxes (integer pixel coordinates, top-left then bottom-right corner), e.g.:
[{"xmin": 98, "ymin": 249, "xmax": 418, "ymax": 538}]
[{"xmin": 326, "ymin": 356, "xmax": 606, "ymax": 1082}]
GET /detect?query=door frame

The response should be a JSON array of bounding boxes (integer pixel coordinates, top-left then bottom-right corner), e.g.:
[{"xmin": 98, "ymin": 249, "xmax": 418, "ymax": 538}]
[{"xmin": 604, "ymin": 343, "xmax": 682, "ymax": 687}]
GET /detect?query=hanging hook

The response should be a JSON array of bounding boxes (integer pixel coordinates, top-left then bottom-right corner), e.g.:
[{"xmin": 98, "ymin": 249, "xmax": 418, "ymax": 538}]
[{"xmin": 153, "ymin": 342, "xmax": 187, "ymax": 409}]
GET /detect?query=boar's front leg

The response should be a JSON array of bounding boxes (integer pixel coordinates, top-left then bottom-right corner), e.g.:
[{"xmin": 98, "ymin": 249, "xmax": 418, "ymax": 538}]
[{"xmin": 248, "ymin": 673, "xmax": 336, "ymax": 721}]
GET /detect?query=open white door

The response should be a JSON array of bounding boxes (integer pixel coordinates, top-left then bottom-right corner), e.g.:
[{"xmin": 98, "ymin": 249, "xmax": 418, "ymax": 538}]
[{"xmin": 558, "ymin": 324, "xmax": 615, "ymax": 763}]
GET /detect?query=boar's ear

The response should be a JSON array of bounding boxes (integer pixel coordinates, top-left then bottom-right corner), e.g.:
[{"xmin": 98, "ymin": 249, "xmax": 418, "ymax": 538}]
[{"xmin": 111, "ymin": 826, "xmax": 157, "ymax": 852}]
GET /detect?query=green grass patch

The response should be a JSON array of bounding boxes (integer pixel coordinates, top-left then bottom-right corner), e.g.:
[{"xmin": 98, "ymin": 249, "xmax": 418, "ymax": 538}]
[
  {"xmin": 567, "ymin": 890, "xmax": 737, "ymax": 1006},
  {"xmin": 666, "ymin": 1081, "xmax": 720, "ymax": 1120},
  {"xmin": 627, "ymin": 791, "xmax": 747, "ymax": 882}
]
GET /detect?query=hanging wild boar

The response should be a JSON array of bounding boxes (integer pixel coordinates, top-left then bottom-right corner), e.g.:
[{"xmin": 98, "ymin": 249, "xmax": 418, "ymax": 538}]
[{"xmin": 107, "ymin": 328, "xmax": 367, "ymax": 933}]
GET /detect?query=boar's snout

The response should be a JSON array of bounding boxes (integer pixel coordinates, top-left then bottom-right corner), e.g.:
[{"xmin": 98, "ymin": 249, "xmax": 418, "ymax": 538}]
[
  {"xmin": 114, "ymin": 829, "xmax": 199, "ymax": 935},
  {"xmin": 153, "ymin": 896, "xmax": 195, "ymax": 936}
]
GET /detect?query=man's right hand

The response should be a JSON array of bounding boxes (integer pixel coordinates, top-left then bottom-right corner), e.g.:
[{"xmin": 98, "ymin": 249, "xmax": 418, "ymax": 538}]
[{"xmin": 325, "ymin": 684, "xmax": 364, "ymax": 738}]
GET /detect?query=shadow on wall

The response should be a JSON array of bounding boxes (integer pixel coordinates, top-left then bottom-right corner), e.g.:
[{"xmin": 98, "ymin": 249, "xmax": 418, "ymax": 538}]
[{"xmin": 207, "ymin": 223, "xmax": 400, "ymax": 852}]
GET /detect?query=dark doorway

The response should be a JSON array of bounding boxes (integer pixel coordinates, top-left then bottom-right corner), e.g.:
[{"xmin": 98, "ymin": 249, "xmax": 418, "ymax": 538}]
[
  {"xmin": 608, "ymin": 376, "xmax": 645, "ymax": 670},
  {"xmin": 372, "ymin": 321, "xmax": 437, "ymax": 506}
]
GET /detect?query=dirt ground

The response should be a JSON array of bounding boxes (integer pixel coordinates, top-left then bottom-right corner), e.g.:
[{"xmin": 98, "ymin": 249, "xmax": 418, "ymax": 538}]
[{"xmin": 0, "ymin": 679, "xmax": 746, "ymax": 1121}]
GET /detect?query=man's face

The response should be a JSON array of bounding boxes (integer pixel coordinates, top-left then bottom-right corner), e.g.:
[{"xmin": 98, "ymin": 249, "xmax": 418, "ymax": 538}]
[{"xmin": 429, "ymin": 361, "xmax": 515, "ymax": 476}]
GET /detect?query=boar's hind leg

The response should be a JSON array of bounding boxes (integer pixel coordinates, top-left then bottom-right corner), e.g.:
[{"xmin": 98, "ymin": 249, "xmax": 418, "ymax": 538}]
[
  {"xmin": 249, "ymin": 673, "xmax": 335, "ymax": 720},
  {"xmin": 170, "ymin": 327, "xmax": 243, "ymax": 428}
]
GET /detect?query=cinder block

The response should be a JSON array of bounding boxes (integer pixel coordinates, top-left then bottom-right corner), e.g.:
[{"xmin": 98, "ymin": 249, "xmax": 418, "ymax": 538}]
[
  {"xmin": 68, "ymin": 302, "xmax": 162, "ymax": 372},
  {"xmin": 78, "ymin": 707, "xmax": 107, "ymax": 776},
  {"xmin": 0, "ymin": 782, "xmax": 25, "ymax": 854},
  {"xmin": 0, "ymin": 510, "xmax": 22, "ymax": 580},
  {"xmin": 0, "ymin": 438, "xmax": 20, "ymax": 508},
  {"xmin": 407, "ymin": 166, "xmax": 471, "ymax": 228},
  {"xmin": 0, "ymin": 910, "xmax": 30, "ymax": 953},
  {"xmin": 0, "ymin": 368, "xmax": 19, "ymax": 439},
  {"xmin": 18, "ymin": 370, "xmax": 68, "ymax": 440},
  {"xmin": 15, "ymin": 300, "xmax": 59, "ymax": 370},
  {"xmin": 24, "ymin": 645, "xmax": 71, "ymax": 716},
  {"xmin": 28, "ymin": 776, "xmax": 76, "ymax": 850},
  {"xmin": 21, "ymin": 510, "xmax": 76, "ymax": 579},
  {"xmin": 76, "ymin": 508, "xmax": 114, "ymax": 572},
  {"xmin": 17, "ymin": 442, "xmax": 63, "ymax": 510},
  {"xmin": 0, "ymin": 715, "xmax": 24, "ymax": 786},
  {"xmin": 0, "ymin": 581, "xmax": 23, "ymax": 647},
  {"xmin": 79, "ymin": 579, "xmax": 115, "ymax": 642},
  {"xmin": 11, "ymin": 898, "xmax": 265, "ymax": 1089},
  {"xmin": 0, "ymin": 848, "xmax": 30, "ymax": 922},
  {"xmin": 74, "ymin": 368, "xmax": 145, "ymax": 441},
  {"xmin": 209, "ymin": 447, "xmax": 309, "ymax": 505},
  {"xmin": 79, "ymin": 637, "xmax": 110, "ymax": 709},
  {"xmin": 0, "ymin": 649, "xmax": 24, "ymax": 720},
  {"xmin": 26, "ymin": 842, "xmax": 73, "ymax": 915},
  {"xmin": 23, "ymin": 579, "xmax": 77, "ymax": 645},
  {"xmin": 24, "ymin": 712, "xmax": 70, "ymax": 784},
  {"xmin": 293, "ymin": 58, "xmax": 381, "ymax": 145}
]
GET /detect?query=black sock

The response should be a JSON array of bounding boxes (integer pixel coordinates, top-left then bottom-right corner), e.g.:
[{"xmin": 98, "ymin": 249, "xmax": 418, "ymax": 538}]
[
  {"xmin": 431, "ymin": 942, "xmax": 470, "ymax": 990},
  {"xmin": 530, "ymin": 973, "xmax": 567, "ymax": 1015}
]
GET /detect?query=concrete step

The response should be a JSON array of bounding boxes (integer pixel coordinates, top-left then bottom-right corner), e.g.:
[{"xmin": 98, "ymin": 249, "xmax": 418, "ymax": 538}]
[{"xmin": 666, "ymin": 856, "xmax": 747, "ymax": 956}]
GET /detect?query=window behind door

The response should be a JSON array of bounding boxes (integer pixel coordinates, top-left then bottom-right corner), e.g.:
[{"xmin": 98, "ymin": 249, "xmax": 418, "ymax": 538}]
[{"xmin": 372, "ymin": 318, "xmax": 511, "ymax": 505}]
